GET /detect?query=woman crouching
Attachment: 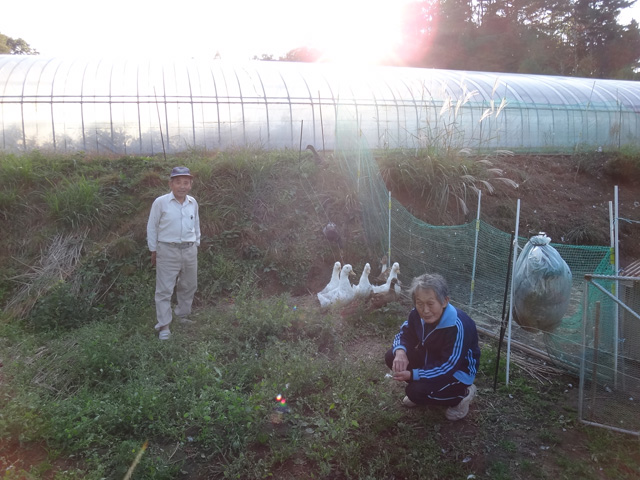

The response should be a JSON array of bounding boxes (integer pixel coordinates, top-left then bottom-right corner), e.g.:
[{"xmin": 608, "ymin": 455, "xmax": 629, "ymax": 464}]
[{"xmin": 385, "ymin": 273, "xmax": 481, "ymax": 420}]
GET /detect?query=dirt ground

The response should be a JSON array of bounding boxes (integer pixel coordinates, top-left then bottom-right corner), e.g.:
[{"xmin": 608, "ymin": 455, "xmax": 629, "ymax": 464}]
[{"xmin": 394, "ymin": 154, "xmax": 640, "ymax": 267}]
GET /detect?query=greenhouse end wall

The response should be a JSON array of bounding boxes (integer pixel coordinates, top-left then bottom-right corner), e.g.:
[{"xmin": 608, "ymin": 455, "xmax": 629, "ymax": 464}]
[{"xmin": 1, "ymin": 55, "xmax": 639, "ymax": 155}]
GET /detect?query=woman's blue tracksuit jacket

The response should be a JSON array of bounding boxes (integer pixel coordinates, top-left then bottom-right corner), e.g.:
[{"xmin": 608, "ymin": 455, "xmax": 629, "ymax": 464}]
[{"xmin": 392, "ymin": 303, "xmax": 481, "ymax": 386}]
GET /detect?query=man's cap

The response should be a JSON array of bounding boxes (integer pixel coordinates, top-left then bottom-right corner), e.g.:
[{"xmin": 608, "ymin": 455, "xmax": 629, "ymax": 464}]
[{"xmin": 170, "ymin": 166, "xmax": 193, "ymax": 178}]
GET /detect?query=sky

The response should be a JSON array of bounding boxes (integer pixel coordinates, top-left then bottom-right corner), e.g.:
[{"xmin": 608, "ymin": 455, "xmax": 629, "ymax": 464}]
[
  {"xmin": 619, "ymin": 0, "xmax": 640, "ymax": 24},
  {"xmin": 2, "ymin": 0, "xmax": 640, "ymax": 63},
  {"xmin": 1, "ymin": 0, "xmax": 413, "ymax": 63}
]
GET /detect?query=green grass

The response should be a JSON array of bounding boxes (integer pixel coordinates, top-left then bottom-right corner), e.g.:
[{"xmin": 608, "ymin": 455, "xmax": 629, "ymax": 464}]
[
  {"xmin": 0, "ymin": 185, "xmax": 18, "ymax": 213},
  {"xmin": 44, "ymin": 176, "xmax": 105, "ymax": 228},
  {"xmin": 0, "ymin": 152, "xmax": 37, "ymax": 185},
  {"xmin": 0, "ymin": 150, "xmax": 639, "ymax": 479},
  {"xmin": 4, "ymin": 295, "xmax": 638, "ymax": 479}
]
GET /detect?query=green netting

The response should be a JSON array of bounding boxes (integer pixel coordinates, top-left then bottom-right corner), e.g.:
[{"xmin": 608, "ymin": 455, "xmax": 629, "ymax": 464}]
[{"xmin": 334, "ymin": 114, "xmax": 613, "ymax": 369}]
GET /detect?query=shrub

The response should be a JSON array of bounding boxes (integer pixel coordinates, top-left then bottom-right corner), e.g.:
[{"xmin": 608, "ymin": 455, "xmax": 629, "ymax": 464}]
[
  {"xmin": 27, "ymin": 281, "xmax": 96, "ymax": 331},
  {"xmin": 603, "ymin": 151, "xmax": 640, "ymax": 182},
  {"xmin": 564, "ymin": 224, "xmax": 608, "ymax": 245},
  {"xmin": 378, "ymin": 150, "xmax": 518, "ymax": 222},
  {"xmin": 576, "ymin": 148, "xmax": 640, "ymax": 182}
]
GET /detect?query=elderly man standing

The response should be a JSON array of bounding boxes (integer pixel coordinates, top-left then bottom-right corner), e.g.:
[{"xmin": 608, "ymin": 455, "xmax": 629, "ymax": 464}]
[{"xmin": 147, "ymin": 166, "xmax": 201, "ymax": 340}]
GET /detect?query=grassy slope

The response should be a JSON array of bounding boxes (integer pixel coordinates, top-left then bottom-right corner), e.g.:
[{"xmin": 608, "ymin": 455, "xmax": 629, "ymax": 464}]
[{"xmin": 0, "ymin": 150, "xmax": 639, "ymax": 479}]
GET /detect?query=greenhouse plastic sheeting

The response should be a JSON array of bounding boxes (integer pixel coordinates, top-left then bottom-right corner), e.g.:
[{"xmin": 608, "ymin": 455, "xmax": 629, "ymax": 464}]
[{"xmin": 1, "ymin": 55, "xmax": 639, "ymax": 155}]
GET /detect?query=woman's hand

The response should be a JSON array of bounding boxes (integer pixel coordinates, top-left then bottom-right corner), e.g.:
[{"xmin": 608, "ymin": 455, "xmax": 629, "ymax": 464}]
[
  {"xmin": 392, "ymin": 349, "xmax": 409, "ymax": 373},
  {"xmin": 392, "ymin": 370, "xmax": 411, "ymax": 382},
  {"xmin": 150, "ymin": 251, "xmax": 156, "ymax": 266}
]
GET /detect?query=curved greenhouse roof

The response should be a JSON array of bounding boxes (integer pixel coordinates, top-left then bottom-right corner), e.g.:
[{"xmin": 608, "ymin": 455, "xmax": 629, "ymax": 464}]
[{"xmin": 1, "ymin": 55, "xmax": 639, "ymax": 155}]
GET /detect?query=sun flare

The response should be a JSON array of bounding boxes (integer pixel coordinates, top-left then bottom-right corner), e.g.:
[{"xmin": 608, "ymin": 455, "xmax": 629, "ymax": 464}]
[
  {"xmin": 308, "ymin": 1, "xmax": 410, "ymax": 64},
  {"xmin": 212, "ymin": 0, "xmax": 413, "ymax": 64},
  {"xmin": 14, "ymin": 1, "xmax": 417, "ymax": 61}
]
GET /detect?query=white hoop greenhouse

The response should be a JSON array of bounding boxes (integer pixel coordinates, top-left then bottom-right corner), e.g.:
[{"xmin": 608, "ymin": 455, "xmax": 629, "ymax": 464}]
[{"xmin": 1, "ymin": 55, "xmax": 639, "ymax": 155}]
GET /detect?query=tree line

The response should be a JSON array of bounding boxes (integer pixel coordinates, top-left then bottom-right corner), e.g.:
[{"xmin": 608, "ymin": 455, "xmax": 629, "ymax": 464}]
[
  {"xmin": 0, "ymin": 33, "xmax": 38, "ymax": 55},
  {"xmin": 269, "ymin": 0, "xmax": 640, "ymax": 80}
]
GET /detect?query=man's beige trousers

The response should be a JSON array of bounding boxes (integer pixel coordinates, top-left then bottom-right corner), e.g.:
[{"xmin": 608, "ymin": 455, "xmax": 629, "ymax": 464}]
[{"xmin": 154, "ymin": 242, "xmax": 198, "ymax": 329}]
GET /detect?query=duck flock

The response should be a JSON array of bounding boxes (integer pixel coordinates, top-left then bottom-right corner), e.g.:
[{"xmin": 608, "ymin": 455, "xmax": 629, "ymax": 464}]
[{"xmin": 317, "ymin": 261, "xmax": 401, "ymax": 309}]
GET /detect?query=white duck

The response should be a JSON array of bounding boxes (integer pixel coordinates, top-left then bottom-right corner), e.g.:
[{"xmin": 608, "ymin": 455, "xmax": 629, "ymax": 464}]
[
  {"xmin": 318, "ymin": 261, "xmax": 341, "ymax": 296},
  {"xmin": 354, "ymin": 263, "xmax": 373, "ymax": 298},
  {"xmin": 317, "ymin": 264, "xmax": 356, "ymax": 307},
  {"xmin": 372, "ymin": 262, "xmax": 400, "ymax": 294}
]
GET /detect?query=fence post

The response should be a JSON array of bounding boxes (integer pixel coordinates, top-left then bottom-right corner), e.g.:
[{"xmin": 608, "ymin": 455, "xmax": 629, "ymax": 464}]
[{"xmin": 469, "ymin": 190, "xmax": 482, "ymax": 307}]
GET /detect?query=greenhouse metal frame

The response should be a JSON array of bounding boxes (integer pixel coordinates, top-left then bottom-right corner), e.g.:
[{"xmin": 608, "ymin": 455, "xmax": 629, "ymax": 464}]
[{"xmin": 1, "ymin": 55, "xmax": 639, "ymax": 155}]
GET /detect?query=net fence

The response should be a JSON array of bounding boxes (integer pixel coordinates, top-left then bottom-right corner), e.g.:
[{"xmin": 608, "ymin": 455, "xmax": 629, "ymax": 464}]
[
  {"xmin": 337, "ymin": 115, "xmax": 626, "ymax": 351},
  {"xmin": 335, "ymin": 114, "xmax": 640, "ymax": 434}
]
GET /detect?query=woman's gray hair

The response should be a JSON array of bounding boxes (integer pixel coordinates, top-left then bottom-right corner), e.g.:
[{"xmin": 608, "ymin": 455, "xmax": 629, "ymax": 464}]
[{"xmin": 409, "ymin": 273, "xmax": 449, "ymax": 304}]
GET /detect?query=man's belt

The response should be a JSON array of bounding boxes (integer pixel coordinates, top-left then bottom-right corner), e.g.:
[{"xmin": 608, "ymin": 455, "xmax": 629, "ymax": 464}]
[{"xmin": 161, "ymin": 242, "xmax": 195, "ymax": 249}]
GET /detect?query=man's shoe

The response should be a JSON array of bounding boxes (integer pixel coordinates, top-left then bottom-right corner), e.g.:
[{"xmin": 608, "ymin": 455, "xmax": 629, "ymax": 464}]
[
  {"xmin": 178, "ymin": 317, "xmax": 194, "ymax": 324},
  {"xmin": 402, "ymin": 396, "xmax": 418, "ymax": 408},
  {"xmin": 445, "ymin": 384, "xmax": 477, "ymax": 421}
]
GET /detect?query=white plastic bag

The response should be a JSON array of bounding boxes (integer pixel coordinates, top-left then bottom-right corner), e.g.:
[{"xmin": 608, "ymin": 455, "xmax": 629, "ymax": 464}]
[{"xmin": 512, "ymin": 234, "xmax": 572, "ymax": 333}]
